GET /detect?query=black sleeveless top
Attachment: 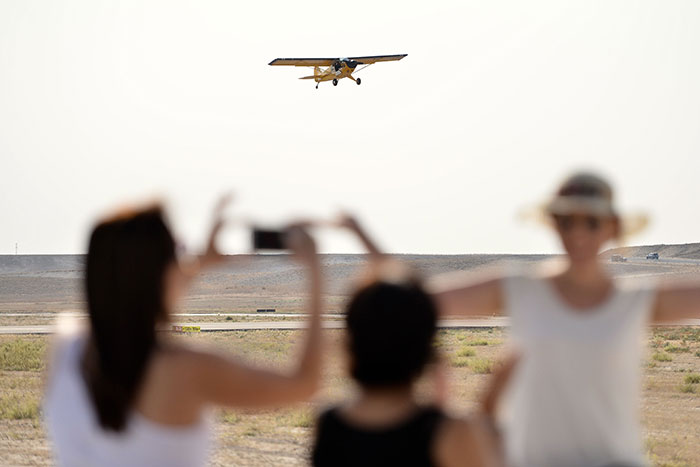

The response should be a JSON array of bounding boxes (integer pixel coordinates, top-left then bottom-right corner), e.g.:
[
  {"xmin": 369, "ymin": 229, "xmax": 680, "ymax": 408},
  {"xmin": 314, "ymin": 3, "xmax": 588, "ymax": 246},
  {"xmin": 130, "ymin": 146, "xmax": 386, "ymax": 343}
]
[{"xmin": 312, "ymin": 406, "xmax": 446, "ymax": 467}]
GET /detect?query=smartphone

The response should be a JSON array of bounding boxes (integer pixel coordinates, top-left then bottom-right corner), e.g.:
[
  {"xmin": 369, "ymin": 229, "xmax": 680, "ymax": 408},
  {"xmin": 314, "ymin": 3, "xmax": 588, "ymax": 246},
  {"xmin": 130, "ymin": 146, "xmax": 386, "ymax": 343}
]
[{"xmin": 252, "ymin": 228, "xmax": 287, "ymax": 250}]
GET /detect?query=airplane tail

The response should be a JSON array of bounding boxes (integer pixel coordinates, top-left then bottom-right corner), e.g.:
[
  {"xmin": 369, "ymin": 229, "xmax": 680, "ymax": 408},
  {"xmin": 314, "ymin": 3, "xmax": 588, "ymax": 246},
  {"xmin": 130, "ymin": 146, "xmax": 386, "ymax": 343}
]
[{"xmin": 299, "ymin": 66, "xmax": 323, "ymax": 80}]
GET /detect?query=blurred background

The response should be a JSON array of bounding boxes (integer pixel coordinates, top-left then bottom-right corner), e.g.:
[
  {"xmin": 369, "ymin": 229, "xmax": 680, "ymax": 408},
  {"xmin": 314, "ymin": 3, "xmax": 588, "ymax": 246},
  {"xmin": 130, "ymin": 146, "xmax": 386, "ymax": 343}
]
[{"xmin": 1, "ymin": 0, "xmax": 699, "ymax": 254}]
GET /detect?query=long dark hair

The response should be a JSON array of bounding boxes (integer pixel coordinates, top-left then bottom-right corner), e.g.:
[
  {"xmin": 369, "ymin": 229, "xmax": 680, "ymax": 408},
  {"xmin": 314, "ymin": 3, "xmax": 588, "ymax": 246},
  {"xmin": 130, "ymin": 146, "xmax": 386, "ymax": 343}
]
[{"xmin": 82, "ymin": 205, "xmax": 176, "ymax": 431}]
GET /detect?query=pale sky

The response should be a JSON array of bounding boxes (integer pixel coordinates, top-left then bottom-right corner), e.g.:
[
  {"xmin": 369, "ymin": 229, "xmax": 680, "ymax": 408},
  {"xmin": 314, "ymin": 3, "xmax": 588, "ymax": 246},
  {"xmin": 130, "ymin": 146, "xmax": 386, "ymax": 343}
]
[{"xmin": 1, "ymin": 0, "xmax": 699, "ymax": 254}]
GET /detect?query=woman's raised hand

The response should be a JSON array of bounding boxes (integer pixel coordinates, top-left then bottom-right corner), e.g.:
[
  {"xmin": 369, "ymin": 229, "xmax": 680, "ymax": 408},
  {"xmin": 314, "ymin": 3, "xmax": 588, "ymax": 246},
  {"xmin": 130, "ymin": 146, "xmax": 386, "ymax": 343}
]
[
  {"xmin": 336, "ymin": 212, "xmax": 383, "ymax": 258},
  {"xmin": 200, "ymin": 193, "xmax": 233, "ymax": 268},
  {"xmin": 285, "ymin": 223, "xmax": 318, "ymax": 267},
  {"xmin": 336, "ymin": 213, "xmax": 362, "ymax": 233}
]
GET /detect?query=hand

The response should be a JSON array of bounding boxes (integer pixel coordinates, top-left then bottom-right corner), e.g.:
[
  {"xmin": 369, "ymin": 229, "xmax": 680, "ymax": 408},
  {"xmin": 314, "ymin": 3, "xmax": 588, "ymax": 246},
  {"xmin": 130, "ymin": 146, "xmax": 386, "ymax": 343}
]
[
  {"xmin": 336, "ymin": 212, "xmax": 362, "ymax": 233},
  {"xmin": 285, "ymin": 223, "xmax": 318, "ymax": 267},
  {"xmin": 336, "ymin": 212, "xmax": 383, "ymax": 258},
  {"xmin": 201, "ymin": 193, "xmax": 233, "ymax": 268}
]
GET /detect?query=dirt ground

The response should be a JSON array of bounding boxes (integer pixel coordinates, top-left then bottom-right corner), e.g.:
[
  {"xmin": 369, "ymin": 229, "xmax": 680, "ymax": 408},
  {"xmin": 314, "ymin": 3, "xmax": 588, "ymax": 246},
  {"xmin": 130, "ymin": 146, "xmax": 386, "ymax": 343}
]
[
  {"xmin": 1, "ymin": 327, "xmax": 698, "ymax": 467},
  {"xmin": 1, "ymin": 254, "xmax": 699, "ymax": 465}
]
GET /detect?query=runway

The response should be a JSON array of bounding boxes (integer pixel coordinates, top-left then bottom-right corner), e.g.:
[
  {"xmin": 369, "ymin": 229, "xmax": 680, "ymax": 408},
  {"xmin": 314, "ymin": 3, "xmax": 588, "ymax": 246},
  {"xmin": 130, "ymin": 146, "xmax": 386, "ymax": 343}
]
[
  {"xmin": 1, "ymin": 317, "xmax": 510, "ymax": 334},
  {"xmin": 3, "ymin": 254, "xmax": 700, "ymax": 335},
  {"xmin": 1, "ymin": 317, "xmax": 698, "ymax": 334}
]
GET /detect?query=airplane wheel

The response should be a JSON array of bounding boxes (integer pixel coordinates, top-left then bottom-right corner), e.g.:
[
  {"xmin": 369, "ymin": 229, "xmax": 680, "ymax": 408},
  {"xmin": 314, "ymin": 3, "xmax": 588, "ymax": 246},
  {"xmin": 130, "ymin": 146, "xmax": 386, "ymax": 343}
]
[
  {"xmin": 356, "ymin": 78, "xmax": 361, "ymax": 85},
  {"xmin": 332, "ymin": 79, "xmax": 338, "ymax": 86}
]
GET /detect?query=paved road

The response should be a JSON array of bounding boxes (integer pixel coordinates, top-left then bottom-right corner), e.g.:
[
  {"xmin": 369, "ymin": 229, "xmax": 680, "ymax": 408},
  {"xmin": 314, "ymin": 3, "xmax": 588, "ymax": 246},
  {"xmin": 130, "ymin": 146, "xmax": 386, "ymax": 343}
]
[
  {"xmin": 0, "ymin": 312, "xmax": 343, "ymax": 318},
  {"xmin": 2, "ymin": 317, "xmax": 699, "ymax": 335},
  {"xmin": 626, "ymin": 256, "xmax": 700, "ymax": 266},
  {"xmin": 0, "ymin": 318, "xmax": 511, "ymax": 334}
]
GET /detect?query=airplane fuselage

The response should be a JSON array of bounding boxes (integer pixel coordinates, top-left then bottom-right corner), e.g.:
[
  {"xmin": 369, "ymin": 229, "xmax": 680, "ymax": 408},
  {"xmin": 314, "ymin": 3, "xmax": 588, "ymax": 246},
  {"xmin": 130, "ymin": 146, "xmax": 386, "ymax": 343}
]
[{"xmin": 314, "ymin": 62, "xmax": 358, "ymax": 83}]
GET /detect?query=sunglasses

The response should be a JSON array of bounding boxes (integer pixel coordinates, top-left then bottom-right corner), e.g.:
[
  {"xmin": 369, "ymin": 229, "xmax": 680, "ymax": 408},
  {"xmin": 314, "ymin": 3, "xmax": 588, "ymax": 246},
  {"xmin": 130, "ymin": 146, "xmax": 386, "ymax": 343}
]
[{"xmin": 552, "ymin": 214, "xmax": 605, "ymax": 232}]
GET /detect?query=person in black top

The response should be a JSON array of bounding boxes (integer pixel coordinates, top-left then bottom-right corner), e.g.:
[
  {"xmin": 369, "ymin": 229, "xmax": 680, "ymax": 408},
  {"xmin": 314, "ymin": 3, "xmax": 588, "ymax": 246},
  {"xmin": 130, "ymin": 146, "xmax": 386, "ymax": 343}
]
[
  {"xmin": 315, "ymin": 405, "xmax": 446, "ymax": 467},
  {"xmin": 312, "ymin": 216, "xmax": 502, "ymax": 467}
]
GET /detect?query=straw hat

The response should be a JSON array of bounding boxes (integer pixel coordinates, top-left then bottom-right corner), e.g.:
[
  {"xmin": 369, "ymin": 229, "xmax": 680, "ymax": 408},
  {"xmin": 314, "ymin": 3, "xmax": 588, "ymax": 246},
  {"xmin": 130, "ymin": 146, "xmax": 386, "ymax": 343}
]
[{"xmin": 524, "ymin": 171, "xmax": 649, "ymax": 237}]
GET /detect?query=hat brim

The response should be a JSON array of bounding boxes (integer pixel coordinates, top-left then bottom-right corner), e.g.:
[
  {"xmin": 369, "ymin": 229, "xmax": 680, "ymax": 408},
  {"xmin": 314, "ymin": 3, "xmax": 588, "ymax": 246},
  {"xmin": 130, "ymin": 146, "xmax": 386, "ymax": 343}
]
[
  {"xmin": 520, "ymin": 201, "xmax": 649, "ymax": 237},
  {"xmin": 545, "ymin": 196, "xmax": 615, "ymax": 217}
]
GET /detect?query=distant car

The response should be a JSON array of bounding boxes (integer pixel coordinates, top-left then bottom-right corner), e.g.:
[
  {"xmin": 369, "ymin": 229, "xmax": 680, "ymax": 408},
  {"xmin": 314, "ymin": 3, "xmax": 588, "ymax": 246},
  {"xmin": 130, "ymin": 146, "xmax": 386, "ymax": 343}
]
[
  {"xmin": 611, "ymin": 254, "xmax": 627, "ymax": 263},
  {"xmin": 646, "ymin": 252, "xmax": 659, "ymax": 260}
]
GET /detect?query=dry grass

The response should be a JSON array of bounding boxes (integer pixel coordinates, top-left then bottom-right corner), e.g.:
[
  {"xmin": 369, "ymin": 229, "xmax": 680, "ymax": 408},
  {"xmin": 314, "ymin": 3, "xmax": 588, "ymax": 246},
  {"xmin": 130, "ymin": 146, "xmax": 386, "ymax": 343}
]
[
  {"xmin": 684, "ymin": 374, "xmax": 700, "ymax": 384},
  {"xmin": 467, "ymin": 358, "xmax": 494, "ymax": 374},
  {"xmin": 0, "ymin": 327, "xmax": 699, "ymax": 466},
  {"xmin": 0, "ymin": 338, "xmax": 46, "ymax": 371},
  {"xmin": 642, "ymin": 327, "xmax": 700, "ymax": 466},
  {"xmin": 664, "ymin": 344, "xmax": 691, "ymax": 354},
  {"xmin": 456, "ymin": 347, "xmax": 476, "ymax": 358},
  {"xmin": 652, "ymin": 352, "xmax": 673, "ymax": 362},
  {"xmin": 463, "ymin": 339, "xmax": 490, "ymax": 346}
]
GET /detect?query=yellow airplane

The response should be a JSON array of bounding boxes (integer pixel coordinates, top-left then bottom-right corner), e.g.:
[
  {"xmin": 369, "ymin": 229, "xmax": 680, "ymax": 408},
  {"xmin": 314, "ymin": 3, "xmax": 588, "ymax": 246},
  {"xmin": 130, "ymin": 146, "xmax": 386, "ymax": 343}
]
[{"xmin": 268, "ymin": 54, "xmax": 407, "ymax": 89}]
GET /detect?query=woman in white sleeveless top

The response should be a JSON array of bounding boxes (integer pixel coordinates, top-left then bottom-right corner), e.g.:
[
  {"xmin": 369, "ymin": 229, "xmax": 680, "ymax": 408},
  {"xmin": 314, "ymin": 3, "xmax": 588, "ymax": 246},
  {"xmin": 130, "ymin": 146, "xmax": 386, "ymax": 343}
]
[
  {"xmin": 430, "ymin": 172, "xmax": 700, "ymax": 467},
  {"xmin": 44, "ymin": 198, "xmax": 323, "ymax": 467}
]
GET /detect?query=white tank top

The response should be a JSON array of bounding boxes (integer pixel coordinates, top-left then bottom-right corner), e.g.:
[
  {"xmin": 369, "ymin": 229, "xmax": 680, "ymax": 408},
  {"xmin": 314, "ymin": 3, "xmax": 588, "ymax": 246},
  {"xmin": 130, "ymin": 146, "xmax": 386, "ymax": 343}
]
[
  {"xmin": 501, "ymin": 275, "xmax": 656, "ymax": 467},
  {"xmin": 44, "ymin": 330, "xmax": 212, "ymax": 467}
]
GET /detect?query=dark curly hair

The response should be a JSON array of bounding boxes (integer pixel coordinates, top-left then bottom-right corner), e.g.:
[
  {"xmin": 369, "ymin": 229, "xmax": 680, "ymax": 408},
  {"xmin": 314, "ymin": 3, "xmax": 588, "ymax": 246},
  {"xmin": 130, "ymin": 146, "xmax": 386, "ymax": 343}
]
[{"xmin": 345, "ymin": 279, "xmax": 437, "ymax": 388}]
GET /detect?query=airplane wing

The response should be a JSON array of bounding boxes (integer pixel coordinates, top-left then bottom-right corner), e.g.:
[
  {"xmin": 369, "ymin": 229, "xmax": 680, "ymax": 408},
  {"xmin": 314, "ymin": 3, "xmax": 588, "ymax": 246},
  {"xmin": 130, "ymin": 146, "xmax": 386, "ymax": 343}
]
[
  {"xmin": 347, "ymin": 54, "xmax": 407, "ymax": 64},
  {"xmin": 268, "ymin": 58, "xmax": 337, "ymax": 67}
]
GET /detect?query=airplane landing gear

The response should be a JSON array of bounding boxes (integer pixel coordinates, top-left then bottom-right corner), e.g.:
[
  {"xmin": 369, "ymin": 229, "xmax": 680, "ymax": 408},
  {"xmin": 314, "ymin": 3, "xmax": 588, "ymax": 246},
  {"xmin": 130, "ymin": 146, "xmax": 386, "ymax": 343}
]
[
  {"xmin": 332, "ymin": 79, "xmax": 338, "ymax": 86},
  {"xmin": 356, "ymin": 78, "xmax": 361, "ymax": 85},
  {"xmin": 315, "ymin": 83, "xmax": 319, "ymax": 89}
]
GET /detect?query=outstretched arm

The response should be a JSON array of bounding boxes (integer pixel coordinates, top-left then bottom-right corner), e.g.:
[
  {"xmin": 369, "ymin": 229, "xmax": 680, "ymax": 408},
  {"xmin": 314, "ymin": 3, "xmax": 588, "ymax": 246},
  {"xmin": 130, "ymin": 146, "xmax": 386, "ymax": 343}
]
[
  {"xmin": 652, "ymin": 280, "xmax": 700, "ymax": 323},
  {"xmin": 337, "ymin": 213, "xmax": 503, "ymax": 317},
  {"xmin": 428, "ymin": 273, "xmax": 503, "ymax": 317},
  {"xmin": 192, "ymin": 224, "xmax": 324, "ymax": 408}
]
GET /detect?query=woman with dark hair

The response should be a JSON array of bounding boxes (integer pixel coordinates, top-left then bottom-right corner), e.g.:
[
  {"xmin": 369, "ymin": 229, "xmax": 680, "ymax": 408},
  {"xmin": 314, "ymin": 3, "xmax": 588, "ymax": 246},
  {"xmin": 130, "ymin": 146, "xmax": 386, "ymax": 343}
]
[
  {"xmin": 430, "ymin": 172, "xmax": 700, "ymax": 467},
  {"xmin": 312, "ymin": 217, "xmax": 501, "ymax": 467},
  {"xmin": 44, "ymin": 200, "xmax": 323, "ymax": 466}
]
